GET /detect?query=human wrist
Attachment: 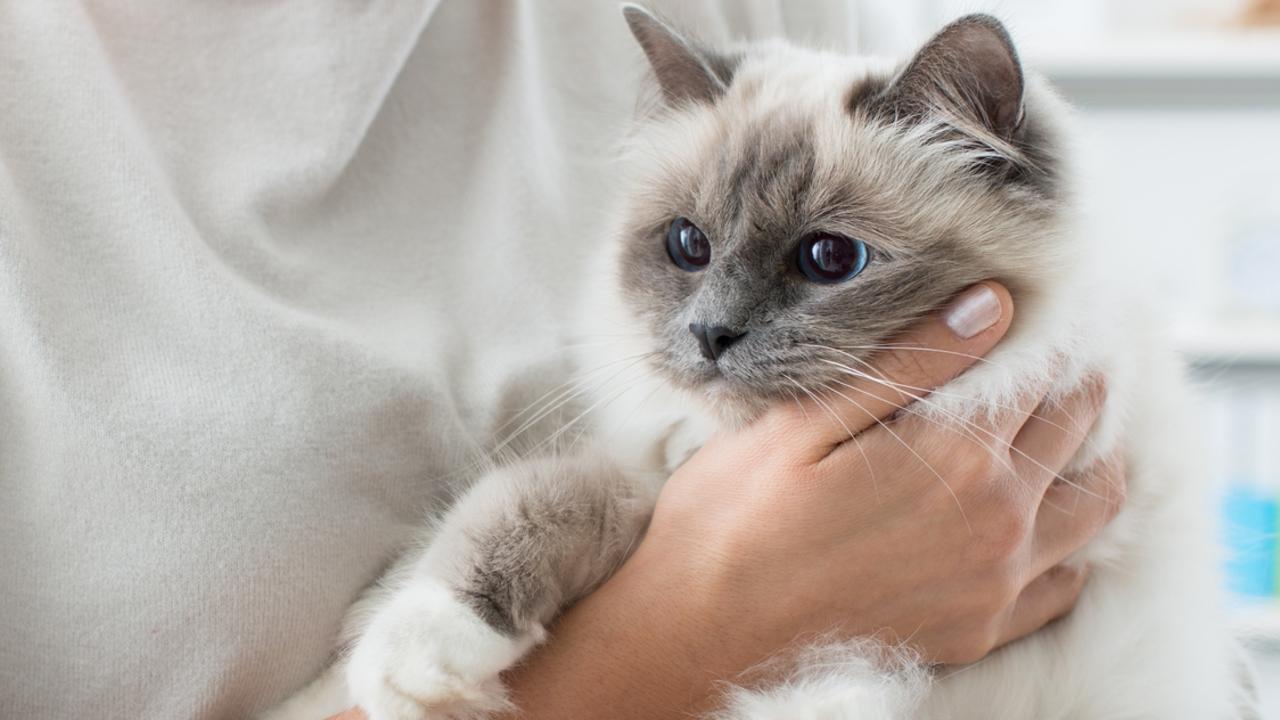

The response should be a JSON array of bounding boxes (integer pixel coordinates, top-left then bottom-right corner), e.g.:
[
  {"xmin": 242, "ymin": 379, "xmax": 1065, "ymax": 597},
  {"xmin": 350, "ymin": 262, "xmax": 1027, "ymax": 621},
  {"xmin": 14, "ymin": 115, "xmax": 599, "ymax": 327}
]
[{"xmin": 501, "ymin": 534, "xmax": 743, "ymax": 719}]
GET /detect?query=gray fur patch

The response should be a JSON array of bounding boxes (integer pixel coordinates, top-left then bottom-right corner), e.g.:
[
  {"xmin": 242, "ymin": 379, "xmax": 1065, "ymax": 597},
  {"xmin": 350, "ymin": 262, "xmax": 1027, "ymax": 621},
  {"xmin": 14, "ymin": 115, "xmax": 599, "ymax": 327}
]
[
  {"xmin": 856, "ymin": 15, "xmax": 1061, "ymax": 197},
  {"xmin": 457, "ymin": 455, "xmax": 650, "ymax": 636},
  {"xmin": 624, "ymin": 4, "xmax": 741, "ymax": 107}
]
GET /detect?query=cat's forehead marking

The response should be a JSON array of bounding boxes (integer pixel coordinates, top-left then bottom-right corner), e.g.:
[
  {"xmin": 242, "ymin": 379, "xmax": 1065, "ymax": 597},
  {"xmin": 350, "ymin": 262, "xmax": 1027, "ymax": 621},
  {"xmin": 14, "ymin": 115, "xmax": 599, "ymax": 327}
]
[
  {"xmin": 703, "ymin": 110, "xmax": 816, "ymax": 236},
  {"xmin": 688, "ymin": 57, "xmax": 901, "ymax": 256}
]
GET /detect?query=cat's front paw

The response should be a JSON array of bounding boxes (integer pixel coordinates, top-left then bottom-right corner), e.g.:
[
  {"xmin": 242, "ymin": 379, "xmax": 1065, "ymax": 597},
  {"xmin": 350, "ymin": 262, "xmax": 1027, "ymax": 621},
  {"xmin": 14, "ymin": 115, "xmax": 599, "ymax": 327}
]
[{"xmin": 347, "ymin": 580, "xmax": 544, "ymax": 720}]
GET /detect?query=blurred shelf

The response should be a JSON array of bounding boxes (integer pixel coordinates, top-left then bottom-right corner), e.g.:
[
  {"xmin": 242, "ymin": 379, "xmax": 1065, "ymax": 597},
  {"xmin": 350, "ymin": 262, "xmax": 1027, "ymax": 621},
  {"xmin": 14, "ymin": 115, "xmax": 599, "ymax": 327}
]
[
  {"xmin": 1032, "ymin": 31, "xmax": 1280, "ymax": 79},
  {"xmin": 1175, "ymin": 321, "xmax": 1280, "ymax": 367},
  {"xmin": 1028, "ymin": 30, "xmax": 1280, "ymax": 105}
]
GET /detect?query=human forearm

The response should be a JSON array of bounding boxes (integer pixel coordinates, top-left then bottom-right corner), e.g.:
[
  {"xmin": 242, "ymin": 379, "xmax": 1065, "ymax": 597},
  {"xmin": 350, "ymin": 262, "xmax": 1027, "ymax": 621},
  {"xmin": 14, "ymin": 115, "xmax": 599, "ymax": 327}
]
[
  {"xmin": 499, "ymin": 540, "xmax": 752, "ymax": 719},
  {"xmin": 327, "ymin": 542, "xmax": 751, "ymax": 720}
]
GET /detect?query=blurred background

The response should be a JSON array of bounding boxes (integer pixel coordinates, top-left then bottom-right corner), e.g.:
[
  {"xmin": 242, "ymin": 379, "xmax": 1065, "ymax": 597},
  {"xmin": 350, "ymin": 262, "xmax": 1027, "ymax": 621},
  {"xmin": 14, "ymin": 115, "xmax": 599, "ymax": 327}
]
[{"xmin": 880, "ymin": 0, "xmax": 1280, "ymax": 711}]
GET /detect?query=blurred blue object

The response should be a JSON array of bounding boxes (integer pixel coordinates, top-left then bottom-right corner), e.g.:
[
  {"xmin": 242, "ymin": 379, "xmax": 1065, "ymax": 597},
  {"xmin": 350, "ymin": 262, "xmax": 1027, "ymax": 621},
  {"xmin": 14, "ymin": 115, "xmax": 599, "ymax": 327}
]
[{"xmin": 1224, "ymin": 484, "xmax": 1279, "ymax": 598}]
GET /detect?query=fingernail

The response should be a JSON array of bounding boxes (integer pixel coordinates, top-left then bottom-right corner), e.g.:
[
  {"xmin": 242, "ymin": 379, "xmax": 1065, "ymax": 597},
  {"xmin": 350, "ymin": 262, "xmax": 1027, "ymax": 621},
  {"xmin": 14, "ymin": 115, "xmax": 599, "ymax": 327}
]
[{"xmin": 945, "ymin": 284, "xmax": 1001, "ymax": 339}]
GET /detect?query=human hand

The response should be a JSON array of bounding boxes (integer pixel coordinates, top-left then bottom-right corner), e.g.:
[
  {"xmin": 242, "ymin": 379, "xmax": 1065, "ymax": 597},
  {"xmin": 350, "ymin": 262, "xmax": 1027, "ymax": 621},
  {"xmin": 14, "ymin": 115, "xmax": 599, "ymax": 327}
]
[
  {"xmin": 645, "ymin": 281, "xmax": 1122, "ymax": 674},
  {"xmin": 498, "ymin": 282, "xmax": 1124, "ymax": 720}
]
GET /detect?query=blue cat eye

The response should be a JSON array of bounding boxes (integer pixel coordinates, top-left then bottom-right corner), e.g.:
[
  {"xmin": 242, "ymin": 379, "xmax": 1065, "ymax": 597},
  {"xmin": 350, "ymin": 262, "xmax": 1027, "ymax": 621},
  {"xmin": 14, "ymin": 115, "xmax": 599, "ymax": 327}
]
[
  {"xmin": 797, "ymin": 232, "xmax": 868, "ymax": 284},
  {"xmin": 666, "ymin": 217, "xmax": 710, "ymax": 272}
]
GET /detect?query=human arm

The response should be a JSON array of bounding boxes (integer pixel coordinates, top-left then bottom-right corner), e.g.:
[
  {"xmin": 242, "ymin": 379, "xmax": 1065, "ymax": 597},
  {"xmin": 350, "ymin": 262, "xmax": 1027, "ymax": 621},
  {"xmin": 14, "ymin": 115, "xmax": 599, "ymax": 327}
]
[{"xmin": 331, "ymin": 282, "xmax": 1123, "ymax": 719}]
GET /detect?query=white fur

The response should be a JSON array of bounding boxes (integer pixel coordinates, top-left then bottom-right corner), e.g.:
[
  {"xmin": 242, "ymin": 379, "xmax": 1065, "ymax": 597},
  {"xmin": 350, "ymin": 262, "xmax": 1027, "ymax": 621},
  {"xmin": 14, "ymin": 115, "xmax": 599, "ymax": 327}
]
[
  {"xmin": 573, "ymin": 43, "xmax": 1238, "ymax": 720},
  {"xmin": 260, "ymin": 580, "xmax": 539, "ymax": 720},
  {"xmin": 711, "ymin": 640, "xmax": 932, "ymax": 720},
  {"xmin": 266, "ymin": 36, "xmax": 1241, "ymax": 720},
  {"xmin": 344, "ymin": 579, "xmax": 541, "ymax": 720}
]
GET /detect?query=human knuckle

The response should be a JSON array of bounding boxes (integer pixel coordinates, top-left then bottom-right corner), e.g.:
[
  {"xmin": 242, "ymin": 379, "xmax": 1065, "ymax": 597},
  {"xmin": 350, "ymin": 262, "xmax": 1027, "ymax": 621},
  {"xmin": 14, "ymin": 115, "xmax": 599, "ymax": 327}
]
[
  {"xmin": 995, "ymin": 504, "xmax": 1031, "ymax": 545},
  {"xmin": 978, "ymin": 509, "xmax": 1029, "ymax": 561},
  {"xmin": 1052, "ymin": 560, "xmax": 1080, "ymax": 578},
  {"xmin": 954, "ymin": 445, "xmax": 998, "ymax": 484},
  {"xmin": 950, "ymin": 631, "xmax": 997, "ymax": 665},
  {"xmin": 1055, "ymin": 563, "xmax": 1088, "ymax": 593}
]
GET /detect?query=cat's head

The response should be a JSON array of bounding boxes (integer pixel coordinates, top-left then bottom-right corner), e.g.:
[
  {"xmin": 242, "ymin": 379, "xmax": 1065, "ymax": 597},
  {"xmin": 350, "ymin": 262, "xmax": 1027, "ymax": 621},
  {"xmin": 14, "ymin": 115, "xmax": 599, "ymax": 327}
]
[{"xmin": 615, "ymin": 6, "xmax": 1071, "ymax": 426}]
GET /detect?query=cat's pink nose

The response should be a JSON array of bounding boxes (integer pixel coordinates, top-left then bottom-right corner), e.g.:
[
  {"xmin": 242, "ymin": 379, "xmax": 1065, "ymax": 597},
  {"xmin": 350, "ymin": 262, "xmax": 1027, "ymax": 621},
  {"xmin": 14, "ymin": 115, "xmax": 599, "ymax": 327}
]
[{"xmin": 689, "ymin": 323, "xmax": 745, "ymax": 362}]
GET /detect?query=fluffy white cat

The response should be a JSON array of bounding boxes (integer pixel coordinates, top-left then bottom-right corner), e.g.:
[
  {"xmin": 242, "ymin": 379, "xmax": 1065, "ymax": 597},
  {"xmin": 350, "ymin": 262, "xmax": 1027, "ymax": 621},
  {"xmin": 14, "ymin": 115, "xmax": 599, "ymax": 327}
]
[{"xmin": 266, "ymin": 7, "xmax": 1249, "ymax": 719}]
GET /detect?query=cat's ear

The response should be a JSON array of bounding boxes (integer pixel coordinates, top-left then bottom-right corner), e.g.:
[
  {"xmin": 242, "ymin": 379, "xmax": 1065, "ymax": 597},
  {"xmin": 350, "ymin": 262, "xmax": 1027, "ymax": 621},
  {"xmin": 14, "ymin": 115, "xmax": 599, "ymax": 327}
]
[
  {"xmin": 885, "ymin": 14, "xmax": 1024, "ymax": 139},
  {"xmin": 622, "ymin": 4, "xmax": 733, "ymax": 106}
]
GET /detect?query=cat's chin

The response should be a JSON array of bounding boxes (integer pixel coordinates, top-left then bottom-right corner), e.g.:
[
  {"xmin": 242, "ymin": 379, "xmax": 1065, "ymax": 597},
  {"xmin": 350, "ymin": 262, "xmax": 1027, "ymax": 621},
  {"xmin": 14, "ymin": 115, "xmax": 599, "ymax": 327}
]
[{"xmin": 693, "ymin": 376, "xmax": 773, "ymax": 431}]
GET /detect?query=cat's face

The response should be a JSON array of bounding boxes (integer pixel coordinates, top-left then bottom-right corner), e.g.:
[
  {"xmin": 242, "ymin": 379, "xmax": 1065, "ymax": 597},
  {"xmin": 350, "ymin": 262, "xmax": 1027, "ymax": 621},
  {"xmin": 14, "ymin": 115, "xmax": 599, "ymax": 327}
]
[{"xmin": 617, "ymin": 8, "xmax": 1067, "ymax": 425}]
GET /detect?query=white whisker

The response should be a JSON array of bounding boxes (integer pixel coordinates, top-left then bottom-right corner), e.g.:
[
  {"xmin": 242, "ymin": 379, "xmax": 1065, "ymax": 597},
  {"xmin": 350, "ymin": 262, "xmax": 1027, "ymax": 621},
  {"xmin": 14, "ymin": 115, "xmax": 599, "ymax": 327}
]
[
  {"xmin": 822, "ymin": 371, "xmax": 1097, "ymax": 510},
  {"xmin": 819, "ymin": 381, "xmax": 972, "ymax": 532},
  {"xmin": 800, "ymin": 342, "xmax": 1094, "ymax": 441}
]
